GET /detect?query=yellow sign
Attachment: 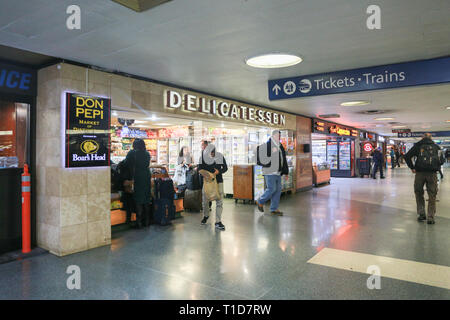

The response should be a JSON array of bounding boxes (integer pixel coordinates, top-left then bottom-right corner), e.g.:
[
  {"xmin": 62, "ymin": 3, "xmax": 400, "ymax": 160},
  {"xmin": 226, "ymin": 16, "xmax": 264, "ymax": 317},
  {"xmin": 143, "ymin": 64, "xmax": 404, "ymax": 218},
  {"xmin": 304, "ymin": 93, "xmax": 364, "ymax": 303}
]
[{"xmin": 80, "ymin": 140, "xmax": 99, "ymax": 154}]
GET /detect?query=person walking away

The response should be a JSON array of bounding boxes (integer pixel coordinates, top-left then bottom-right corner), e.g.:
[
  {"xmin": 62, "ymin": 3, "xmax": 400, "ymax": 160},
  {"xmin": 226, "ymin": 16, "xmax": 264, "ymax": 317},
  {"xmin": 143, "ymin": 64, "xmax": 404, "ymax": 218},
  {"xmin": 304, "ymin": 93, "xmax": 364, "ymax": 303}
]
[
  {"xmin": 438, "ymin": 148, "xmax": 444, "ymax": 180},
  {"xmin": 256, "ymin": 130, "xmax": 289, "ymax": 216},
  {"xmin": 371, "ymin": 147, "xmax": 385, "ymax": 179},
  {"xmin": 198, "ymin": 143, "xmax": 228, "ymax": 230},
  {"xmin": 390, "ymin": 148, "xmax": 395, "ymax": 169},
  {"xmin": 404, "ymin": 133, "xmax": 445, "ymax": 224},
  {"xmin": 124, "ymin": 138, "xmax": 151, "ymax": 228}
]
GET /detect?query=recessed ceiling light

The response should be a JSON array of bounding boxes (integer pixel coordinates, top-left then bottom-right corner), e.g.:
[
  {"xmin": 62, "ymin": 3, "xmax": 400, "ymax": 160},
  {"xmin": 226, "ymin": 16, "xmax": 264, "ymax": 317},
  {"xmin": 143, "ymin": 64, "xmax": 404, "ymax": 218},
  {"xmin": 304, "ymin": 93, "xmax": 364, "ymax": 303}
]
[
  {"xmin": 245, "ymin": 53, "xmax": 302, "ymax": 68},
  {"xmin": 374, "ymin": 117, "xmax": 395, "ymax": 121},
  {"xmin": 157, "ymin": 123, "xmax": 171, "ymax": 126},
  {"xmin": 340, "ymin": 100, "xmax": 371, "ymax": 107},
  {"xmin": 392, "ymin": 125, "xmax": 406, "ymax": 128},
  {"xmin": 446, "ymin": 106, "xmax": 450, "ymax": 110}
]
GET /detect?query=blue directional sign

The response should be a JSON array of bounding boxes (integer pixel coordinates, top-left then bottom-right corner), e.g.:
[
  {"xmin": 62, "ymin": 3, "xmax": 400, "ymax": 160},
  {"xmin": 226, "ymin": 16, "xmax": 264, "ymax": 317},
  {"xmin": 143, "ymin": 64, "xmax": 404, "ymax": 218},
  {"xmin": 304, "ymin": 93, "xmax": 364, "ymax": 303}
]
[
  {"xmin": 268, "ymin": 56, "xmax": 450, "ymax": 100},
  {"xmin": 397, "ymin": 131, "xmax": 450, "ymax": 138}
]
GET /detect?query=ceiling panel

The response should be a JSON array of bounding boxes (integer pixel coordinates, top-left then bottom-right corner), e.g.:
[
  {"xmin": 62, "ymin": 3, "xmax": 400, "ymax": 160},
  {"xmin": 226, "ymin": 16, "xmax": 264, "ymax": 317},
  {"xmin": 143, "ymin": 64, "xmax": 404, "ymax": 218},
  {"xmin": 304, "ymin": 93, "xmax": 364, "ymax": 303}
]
[{"xmin": 0, "ymin": 0, "xmax": 449, "ymax": 137}]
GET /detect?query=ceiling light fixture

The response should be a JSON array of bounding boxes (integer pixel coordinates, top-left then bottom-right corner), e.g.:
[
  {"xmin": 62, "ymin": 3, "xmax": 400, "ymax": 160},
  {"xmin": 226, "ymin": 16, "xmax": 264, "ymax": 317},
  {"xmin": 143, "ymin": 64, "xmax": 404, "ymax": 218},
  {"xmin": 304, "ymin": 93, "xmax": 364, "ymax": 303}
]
[
  {"xmin": 391, "ymin": 125, "xmax": 406, "ymax": 128},
  {"xmin": 340, "ymin": 100, "xmax": 371, "ymax": 107},
  {"xmin": 245, "ymin": 53, "xmax": 302, "ymax": 68},
  {"xmin": 446, "ymin": 106, "xmax": 450, "ymax": 110},
  {"xmin": 374, "ymin": 117, "xmax": 395, "ymax": 121}
]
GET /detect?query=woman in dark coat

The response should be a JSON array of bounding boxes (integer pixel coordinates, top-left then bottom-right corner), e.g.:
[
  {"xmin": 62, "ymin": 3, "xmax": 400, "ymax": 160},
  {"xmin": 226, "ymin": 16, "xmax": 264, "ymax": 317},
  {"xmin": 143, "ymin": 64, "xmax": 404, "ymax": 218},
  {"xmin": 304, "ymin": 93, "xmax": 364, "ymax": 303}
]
[{"xmin": 124, "ymin": 138, "xmax": 151, "ymax": 228}]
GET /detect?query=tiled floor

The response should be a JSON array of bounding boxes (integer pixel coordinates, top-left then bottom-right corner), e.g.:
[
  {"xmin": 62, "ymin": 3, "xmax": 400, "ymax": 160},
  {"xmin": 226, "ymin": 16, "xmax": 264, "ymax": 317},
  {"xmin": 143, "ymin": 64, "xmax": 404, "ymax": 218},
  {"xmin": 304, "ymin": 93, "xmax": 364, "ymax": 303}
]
[{"xmin": 1, "ymin": 166, "xmax": 449, "ymax": 299}]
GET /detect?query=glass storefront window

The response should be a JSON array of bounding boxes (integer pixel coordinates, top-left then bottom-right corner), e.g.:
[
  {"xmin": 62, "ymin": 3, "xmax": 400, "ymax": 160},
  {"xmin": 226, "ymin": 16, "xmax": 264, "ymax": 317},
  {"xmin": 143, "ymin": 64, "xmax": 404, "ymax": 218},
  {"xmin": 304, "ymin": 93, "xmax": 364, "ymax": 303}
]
[{"xmin": 0, "ymin": 100, "xmax": 30, "ymax": 169}]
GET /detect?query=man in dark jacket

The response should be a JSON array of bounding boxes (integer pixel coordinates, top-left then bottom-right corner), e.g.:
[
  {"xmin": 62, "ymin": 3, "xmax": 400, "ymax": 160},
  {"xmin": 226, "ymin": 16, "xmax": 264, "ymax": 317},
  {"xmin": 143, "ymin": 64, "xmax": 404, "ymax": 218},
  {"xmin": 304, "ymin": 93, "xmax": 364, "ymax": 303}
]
[
  {"xmin": 256, "ymin": 130, "xmax": 289, "ymax": 216},
  {"xmin": 371, "ymin": 147, "xmax": 385, "ymax": 179},
  {"xmin": 405, "ymin": 133, "xmax": 444, "ymax": 224},
  {"xmin": 198, "ymin": 143, "xmax": 228, "ymax": 230}
]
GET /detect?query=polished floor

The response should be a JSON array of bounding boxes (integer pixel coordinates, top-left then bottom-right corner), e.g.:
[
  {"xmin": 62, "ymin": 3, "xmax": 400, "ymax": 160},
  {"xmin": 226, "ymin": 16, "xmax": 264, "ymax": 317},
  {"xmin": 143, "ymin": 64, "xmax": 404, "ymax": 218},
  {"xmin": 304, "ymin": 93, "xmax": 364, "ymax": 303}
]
[{"xmin": 1, "ymin": 166, "xmax": 449, "ymax": 300}]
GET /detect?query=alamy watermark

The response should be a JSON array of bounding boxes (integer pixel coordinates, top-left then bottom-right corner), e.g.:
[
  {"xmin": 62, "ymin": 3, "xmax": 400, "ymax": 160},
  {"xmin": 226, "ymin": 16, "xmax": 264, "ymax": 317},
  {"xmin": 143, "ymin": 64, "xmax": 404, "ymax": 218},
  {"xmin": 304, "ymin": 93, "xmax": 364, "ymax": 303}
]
[
  {"xmin": 366, "ymin": 5, "xmax": 381, "ymax": 30},
  {"xmin": 66, "ymin": 265, "xmax": 81, "ymax": 290},
  {"xmin": 66, "ymin": 5, "xmax": 81, "ymax": 30},
  {"xmin": 366, "ymin": 265, "xmax": 381, "ymax": 289}
]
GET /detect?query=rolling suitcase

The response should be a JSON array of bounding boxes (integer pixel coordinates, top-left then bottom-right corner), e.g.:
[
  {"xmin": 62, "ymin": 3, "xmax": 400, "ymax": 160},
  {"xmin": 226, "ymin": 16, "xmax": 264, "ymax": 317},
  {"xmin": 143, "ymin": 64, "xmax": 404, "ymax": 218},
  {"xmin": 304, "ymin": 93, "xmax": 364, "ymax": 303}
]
[
  {"xmin": 186, "ymin": 169, "xmax": 202, "ymax": 190},
  {"xmin": 183, "ymin": 189, "xmax": 202, "ymax": 212},
  {"xmin": 153, "ymin": 198, "xmax": 175, "ymax": 225}
]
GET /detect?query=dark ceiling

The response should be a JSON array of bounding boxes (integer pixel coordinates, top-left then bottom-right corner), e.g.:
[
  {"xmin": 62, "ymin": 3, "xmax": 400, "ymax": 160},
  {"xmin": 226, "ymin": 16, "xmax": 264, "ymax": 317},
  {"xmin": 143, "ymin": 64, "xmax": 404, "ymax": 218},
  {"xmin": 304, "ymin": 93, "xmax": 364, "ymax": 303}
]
[{"xmin": 0, "ymin": 44, "xmax": 57, "ymax": 68}]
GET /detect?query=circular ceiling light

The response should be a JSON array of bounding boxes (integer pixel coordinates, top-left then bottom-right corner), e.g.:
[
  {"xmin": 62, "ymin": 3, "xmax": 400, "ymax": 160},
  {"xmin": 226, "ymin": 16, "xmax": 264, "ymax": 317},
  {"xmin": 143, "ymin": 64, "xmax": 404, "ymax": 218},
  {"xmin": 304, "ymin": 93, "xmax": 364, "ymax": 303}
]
[
  {"xmin": 374, "ymin": 117, "xmax": 395, "ymax": 121},
  {"xmin": 340, "ymin": 100, "xmax": 371, "ymax": 107},
  {"xmin": 245, "ymin": 53, "xmax": 302, "ymax": 68}
]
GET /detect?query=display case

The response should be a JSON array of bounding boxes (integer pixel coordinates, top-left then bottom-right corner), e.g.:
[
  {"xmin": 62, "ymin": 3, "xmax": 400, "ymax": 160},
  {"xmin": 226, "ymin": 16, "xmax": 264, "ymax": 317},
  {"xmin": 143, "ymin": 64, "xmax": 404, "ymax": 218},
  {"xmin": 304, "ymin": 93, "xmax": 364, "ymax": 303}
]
[
  {"xmin": 232, "ymin": 135, "xmax": 247, "ymax": 165},
  {"xmin": 312, "ymin": 140, "xmax": 327, "ymax": 165},
  {"xmin": 327, "ymin": 141, "xmax": 338, "ymax": 170},
  {"xmin": 313, "ymin": 163, "xmax": 331, "ymax": 186},
  {"xmin": 168, "ymin": 138, "xmax": 179, "ymax": 174},
  {"xmin": 254, "ymin": 165, "xmax": 265, "ymax": 201},
  {"xmin": 157, "ymin": 139, "xmax": 168, "ymax": 165}
]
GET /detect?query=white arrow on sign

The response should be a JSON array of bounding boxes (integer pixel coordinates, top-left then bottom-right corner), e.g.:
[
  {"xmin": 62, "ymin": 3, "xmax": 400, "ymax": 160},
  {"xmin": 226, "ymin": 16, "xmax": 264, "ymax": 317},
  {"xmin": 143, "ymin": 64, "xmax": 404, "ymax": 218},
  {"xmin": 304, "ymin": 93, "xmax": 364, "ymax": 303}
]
[{"xmin": 272, "ymin": 84, "xmax": 281, "ymax": 95}]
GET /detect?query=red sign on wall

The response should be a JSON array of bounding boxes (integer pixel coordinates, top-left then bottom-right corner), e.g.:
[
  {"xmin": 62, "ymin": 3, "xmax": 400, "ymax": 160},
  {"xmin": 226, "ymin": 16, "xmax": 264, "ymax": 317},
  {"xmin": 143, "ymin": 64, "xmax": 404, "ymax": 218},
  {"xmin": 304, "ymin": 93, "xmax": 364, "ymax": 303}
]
[{"xmin": 363, "ymin": 142, "xmax": 374, "ymax": 152}]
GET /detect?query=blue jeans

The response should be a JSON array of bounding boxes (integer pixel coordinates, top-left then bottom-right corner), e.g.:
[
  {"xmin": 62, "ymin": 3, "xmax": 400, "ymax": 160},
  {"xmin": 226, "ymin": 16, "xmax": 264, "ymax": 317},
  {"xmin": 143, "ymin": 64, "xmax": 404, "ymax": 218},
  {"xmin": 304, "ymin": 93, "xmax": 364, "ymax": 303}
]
[{"xmin": 258, "ymin": 175, "xmax": 282, "ymax": 212}]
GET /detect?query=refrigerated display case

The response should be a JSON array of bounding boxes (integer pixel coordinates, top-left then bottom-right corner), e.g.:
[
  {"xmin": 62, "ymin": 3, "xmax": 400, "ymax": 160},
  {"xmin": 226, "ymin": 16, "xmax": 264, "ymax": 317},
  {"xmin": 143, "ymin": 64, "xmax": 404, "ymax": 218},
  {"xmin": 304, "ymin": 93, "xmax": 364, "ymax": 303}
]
[
  {"xmin": 328, "ymin": 138, "xmax": 355, "ymax": 177},
  {"xmin": 312, "ymin": 140, "xmax": 327, "ymax": 165},
  {"xmin": 232, "ymin": 136, "xmax": 247, "ymax": 165},
  {"xmin": 327, "ymin": 141, "xmax": 338, "ymax": 170},
  {"xmin": 254, "ymin": 165, "xmax": 265, "ymax": 201},
  {"xmin": 157, "ymin": 139, "xmax": 169, "ymax": 165},
  {"xmin": 168, "ymin": 138, "xmax": 179, "ymax": 174}
]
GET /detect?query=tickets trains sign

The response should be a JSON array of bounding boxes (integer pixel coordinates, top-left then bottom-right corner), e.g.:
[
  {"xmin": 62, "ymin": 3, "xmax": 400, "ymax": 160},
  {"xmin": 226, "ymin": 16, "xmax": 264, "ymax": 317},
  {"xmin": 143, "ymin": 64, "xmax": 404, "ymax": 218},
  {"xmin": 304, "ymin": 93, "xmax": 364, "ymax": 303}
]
[
  {"xmin": 268, "ymin": 56, "xmax": 450, "ymax": 100},
  {"xmin": 65, "ymin": 93, "xmax": 111, "ymax": 168}
]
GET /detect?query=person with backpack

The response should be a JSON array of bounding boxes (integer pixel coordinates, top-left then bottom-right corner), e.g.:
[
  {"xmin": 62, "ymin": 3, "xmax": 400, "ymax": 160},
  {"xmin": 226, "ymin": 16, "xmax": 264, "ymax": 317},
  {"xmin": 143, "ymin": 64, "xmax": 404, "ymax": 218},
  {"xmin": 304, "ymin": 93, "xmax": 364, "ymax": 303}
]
[
  {"xmin": 123, "ymin": 138, "xmax": 151, "ymax": 228},
  {"xmin": 405, "ymin": 133, "xmax": 445, "ymax": 224},
  {"xmin": 198, "ymin": 143, "xmax": 228, "ymax": 230},
  {"xmin": 371, "ymin": 147, "xmax": 385, "ymax": 179},
  {"xmin": 255, "ymin": 130, "xmax": 289, "ymax": 216}
]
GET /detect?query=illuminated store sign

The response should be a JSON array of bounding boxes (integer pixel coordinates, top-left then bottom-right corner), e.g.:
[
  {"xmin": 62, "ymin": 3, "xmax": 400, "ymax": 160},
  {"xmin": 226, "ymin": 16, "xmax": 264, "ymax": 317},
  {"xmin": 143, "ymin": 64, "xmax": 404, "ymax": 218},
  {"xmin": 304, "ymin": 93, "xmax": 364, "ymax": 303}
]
[
  {"xmin": 65, "ymin": 93, "xmax": 111, "ymax": 168},
  {"xmin": 313, "ymin": 120, "xmax": 358, "ymax": 137},
  {"xmin": 0, "ymin": 62, "xmax": 36, "ymax": 96},
  {"xmin": 165, "ymin": 90, "xmax": 286, "ymax": 126}
]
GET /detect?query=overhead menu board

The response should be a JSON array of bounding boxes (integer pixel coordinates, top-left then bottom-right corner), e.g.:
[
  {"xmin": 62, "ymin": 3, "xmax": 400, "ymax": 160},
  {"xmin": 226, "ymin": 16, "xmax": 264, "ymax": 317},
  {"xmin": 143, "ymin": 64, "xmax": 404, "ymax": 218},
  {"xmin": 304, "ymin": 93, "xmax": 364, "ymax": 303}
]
[{"xmin": 65, "ymin": 93, "xmax": 111, "ymax": 168}]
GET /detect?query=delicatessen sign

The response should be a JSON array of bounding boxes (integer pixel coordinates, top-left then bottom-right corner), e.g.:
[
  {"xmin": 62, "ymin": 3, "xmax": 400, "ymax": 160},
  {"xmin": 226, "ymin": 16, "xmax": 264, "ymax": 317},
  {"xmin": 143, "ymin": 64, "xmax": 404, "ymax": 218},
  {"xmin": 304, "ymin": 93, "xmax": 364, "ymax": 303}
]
[
  {"xmin": 65, "ymin": 93, "xmax": 111, "ymax": 168},
  {"xmin": 165, "ymin": 90, "xmax": 286, "ymax": 126}
]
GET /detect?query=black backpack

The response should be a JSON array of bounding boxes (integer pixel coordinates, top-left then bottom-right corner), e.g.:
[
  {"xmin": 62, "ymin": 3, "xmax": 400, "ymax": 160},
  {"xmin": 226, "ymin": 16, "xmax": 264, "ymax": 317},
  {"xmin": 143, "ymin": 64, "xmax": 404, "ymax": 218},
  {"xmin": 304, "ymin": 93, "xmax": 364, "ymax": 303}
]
[{"xmin": 415, "ymin": 144, "xmax": 442, "ymax": 171}]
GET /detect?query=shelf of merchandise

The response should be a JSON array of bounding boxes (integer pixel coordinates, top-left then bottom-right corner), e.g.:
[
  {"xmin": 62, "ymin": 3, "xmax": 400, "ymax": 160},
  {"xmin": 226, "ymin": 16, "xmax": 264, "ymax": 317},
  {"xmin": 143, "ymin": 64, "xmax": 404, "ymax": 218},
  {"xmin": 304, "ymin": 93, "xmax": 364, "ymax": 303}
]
[
  {"xmin": 312, "ymin": 140, "xmax": 327, "ymax": 166},
  {"xmin": 168, "ymin": 138, "xmax": 179, "ymax": 174},
  {"xmin": 157, "ymin": 139, "xmax": 169, "ymax": 165},
  {"xmin": 144, "ymin": 138, "xmax": 158, "ymax": 164}
]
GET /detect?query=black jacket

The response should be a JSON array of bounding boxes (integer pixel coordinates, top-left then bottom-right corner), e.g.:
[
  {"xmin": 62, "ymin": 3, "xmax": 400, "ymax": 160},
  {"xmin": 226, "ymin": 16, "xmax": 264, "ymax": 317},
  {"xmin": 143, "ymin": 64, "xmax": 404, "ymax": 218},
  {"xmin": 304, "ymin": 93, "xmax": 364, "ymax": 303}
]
[
  {"xmin": 256, "ymin": 139, "xmax": 289, "ymax": 176},
  {"xmin": 198, "ymin": 151, "xmax": 228, "ymax": 183},
  {"xmin": 371, "ymin": 150, "xmax": 384, "ymax": 164},
  {"xmin": 404, "ymin": 138, "xmax": 443, "ymax": 172}
]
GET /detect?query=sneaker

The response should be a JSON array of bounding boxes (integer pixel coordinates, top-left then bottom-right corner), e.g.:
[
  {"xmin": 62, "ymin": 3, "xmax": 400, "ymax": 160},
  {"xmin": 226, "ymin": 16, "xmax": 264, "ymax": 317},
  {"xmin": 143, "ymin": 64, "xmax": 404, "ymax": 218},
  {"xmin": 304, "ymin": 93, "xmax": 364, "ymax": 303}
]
[
  {"xmin": 201, "ymin": 216, "xmax": 209, "ymax": 225},
  {"xmin": 271, "ymin": 210, "xmax": 283, "ymax": 216},
  {"xmin": 380, "ymin": 176, "xmax": 385, "ymax": 179},
  {"xmin": 427, "ymin": 219, "xmax": 435, "ymax": 225},
  {"xmin": 215, "ymin": 222, "xmax": 225, "ymax": 230},
  {"xmin": 256, "ymin": 201, "xmax": 264, "ymax": 213},
  {"xmin": 417, "ymin": 215, "xmax": 426, "ymax": 222}
]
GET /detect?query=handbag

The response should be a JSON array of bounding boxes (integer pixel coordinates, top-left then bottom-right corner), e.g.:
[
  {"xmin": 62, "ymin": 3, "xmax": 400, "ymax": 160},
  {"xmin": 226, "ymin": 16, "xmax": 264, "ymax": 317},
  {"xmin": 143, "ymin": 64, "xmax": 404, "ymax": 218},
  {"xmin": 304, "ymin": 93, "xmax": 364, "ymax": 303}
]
[
  {"xmin": 199, "ymin": 169, "xmax": 221, "ymax": 201},
  {"xmin": 123, "ymin": 152, "xmax": 137, "ymax": 194}
]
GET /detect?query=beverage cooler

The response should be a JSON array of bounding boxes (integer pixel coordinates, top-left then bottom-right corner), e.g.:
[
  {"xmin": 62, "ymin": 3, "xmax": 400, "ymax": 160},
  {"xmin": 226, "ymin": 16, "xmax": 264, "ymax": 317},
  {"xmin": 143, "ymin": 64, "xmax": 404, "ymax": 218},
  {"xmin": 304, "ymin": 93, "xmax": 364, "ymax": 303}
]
[{"xmin": 327, "ymin": 138, "xmax": 355, "ymax": 177}]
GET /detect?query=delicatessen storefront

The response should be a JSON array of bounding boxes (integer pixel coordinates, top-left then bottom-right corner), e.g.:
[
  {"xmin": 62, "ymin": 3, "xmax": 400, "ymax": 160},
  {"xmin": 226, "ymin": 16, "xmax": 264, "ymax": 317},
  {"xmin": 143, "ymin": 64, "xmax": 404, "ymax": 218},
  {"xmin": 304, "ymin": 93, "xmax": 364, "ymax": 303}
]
[
  {"xmin": 110, "ymin": 88, "xmax": 299, "ymax": 224},
  {"xmin": 33, "ymin": 62, "xmax": 313, "ymax": 256}
]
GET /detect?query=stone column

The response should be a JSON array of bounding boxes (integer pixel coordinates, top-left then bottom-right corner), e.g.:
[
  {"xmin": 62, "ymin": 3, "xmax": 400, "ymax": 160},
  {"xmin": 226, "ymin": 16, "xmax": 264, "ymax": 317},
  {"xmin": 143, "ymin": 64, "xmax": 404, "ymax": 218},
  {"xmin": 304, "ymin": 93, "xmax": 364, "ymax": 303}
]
[{"xmin": 36, "ymin": 63, "xmax": 111, "ymax": 256}]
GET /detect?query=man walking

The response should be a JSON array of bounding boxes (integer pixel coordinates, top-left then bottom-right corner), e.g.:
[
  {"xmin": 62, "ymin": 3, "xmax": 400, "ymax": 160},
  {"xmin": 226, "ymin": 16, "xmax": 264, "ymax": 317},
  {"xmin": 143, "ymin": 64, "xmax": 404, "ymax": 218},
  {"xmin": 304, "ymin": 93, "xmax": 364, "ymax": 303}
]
[
  {"xmin": 390, "ymin": 148, "xmax": 396, "ymax": 169},
  {"xmin": 256, "ymin": 130, "xmax": 289, "ymax": 216},
  {"xmin": 405, "ymin": 133, "xmax": 445, "ymax": 224},
  {"xmin": 198, "ymin": 143, "xmax": 228, "ymax": 230},
  {"xmin": 371, "ymin": 147, "xmax": 385, "ymax": 179}
]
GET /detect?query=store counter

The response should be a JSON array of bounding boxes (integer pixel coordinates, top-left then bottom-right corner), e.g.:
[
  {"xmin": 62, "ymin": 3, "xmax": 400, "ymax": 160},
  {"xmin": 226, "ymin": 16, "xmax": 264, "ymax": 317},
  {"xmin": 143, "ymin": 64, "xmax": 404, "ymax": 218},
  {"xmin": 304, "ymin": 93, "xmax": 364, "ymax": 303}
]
[{"xmin": 313, "ymin": 164, "xmax": 331, "ymax": 186}]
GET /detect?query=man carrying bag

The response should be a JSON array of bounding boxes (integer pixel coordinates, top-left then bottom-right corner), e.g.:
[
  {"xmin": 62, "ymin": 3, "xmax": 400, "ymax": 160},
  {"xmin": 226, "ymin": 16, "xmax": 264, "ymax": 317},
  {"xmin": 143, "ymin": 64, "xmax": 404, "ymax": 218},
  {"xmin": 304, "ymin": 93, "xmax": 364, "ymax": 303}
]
[{"xmin": 198, "ymin": 143, "xmax": 228, "ymax": 230}]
